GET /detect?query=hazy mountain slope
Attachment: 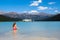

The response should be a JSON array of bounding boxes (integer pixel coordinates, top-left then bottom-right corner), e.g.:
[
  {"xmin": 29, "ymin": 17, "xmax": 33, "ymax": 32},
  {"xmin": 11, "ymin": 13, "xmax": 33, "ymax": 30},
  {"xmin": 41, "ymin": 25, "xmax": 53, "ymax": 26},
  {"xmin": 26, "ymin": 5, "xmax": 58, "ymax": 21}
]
[
  {"xmin": 43, "ymin": 14, "xmax": 60, "ymax": 21},
  {"xmin": 0, "ymin": 12, "xmax": 56, "ymax": 21},
  {"xmin": 0, "ymin": 15, "xmax": 22, "ymax": 21},
  {"xmin": 3, "ymin": 12, "xmax": 53, "ymax": 20}
]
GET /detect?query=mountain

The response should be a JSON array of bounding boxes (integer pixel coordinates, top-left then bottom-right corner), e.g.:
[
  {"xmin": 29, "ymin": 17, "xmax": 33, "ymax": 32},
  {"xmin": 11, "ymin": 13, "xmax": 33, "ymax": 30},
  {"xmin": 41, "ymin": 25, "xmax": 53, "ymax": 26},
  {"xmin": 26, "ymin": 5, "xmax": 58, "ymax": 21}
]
[
  {"xmin": 0, "ymin": 11, "xmax": 5, "ymax": 14},
  {"xmin": 0, "ymin": 15, "xmax": 22, "ymax": 21},
  {"xmin": 7, "ymin": 12, "xmax": 53, "ymax": 20},
  {"xmin": 3, "ymin": 12, "xmax": 20, "ymax": 18},
  {"xmin": 0, "ymin": 15, "xmax": 11, "ymax": 21},
  {"xmin": 43, "ymin": 14, "xmax": 60, "ymax": 21},
  {"xmin": 0, "ymin": 12, "xmax": 54, "ymax": 21}
]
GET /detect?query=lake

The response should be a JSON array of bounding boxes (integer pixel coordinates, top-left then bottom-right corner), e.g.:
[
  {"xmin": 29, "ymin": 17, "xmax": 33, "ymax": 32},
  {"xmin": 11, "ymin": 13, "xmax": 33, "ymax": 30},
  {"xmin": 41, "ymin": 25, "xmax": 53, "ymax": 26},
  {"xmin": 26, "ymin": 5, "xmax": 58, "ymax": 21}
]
[{"xmin": 0, "ymin": 22, "xmax": 60, "ymax": 40}]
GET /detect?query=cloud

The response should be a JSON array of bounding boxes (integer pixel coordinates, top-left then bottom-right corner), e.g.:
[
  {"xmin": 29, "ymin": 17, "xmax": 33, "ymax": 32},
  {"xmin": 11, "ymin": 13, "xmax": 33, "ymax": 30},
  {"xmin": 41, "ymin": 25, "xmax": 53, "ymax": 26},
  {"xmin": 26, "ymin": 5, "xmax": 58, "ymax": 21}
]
[
  {"xmin": 30, "ymin": 1, "xmax": 39, "ymax": 6},
  {"xmin": 54, "ymin": 10, "xmax": 60, "ymax": 13},
  {"xmin": 38, "ymin": 6, "xmax": 48, "ymax": 10},
  {"xmin": 48, "ymin": 2, "xmax": 56, "ymax": 5},
  {"xmin": 54, "ymin": 10, "xmax": 59, "ymax": 13},
  {"xmin": 29, "ymin": 10, "xmax": 38, "ymax": 13},
  {"xmin": 38, "ymin": 0, "xmax": 42, "ymax": 3},
  {"xmin": 30, "ymin": 0, "xmax": 42, "ymax": 6},
  {"xmin": 23, "ymin": 10, "xmax": 39, "ymax": 14}
]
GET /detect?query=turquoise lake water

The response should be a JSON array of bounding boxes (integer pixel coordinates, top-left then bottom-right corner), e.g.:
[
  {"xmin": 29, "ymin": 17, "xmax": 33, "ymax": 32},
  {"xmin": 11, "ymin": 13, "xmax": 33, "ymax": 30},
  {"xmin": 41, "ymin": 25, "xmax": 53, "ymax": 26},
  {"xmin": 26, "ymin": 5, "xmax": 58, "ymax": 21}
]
[{"xmin": 0, "ymin": 22, "xmax": 60, "ymax": 40}]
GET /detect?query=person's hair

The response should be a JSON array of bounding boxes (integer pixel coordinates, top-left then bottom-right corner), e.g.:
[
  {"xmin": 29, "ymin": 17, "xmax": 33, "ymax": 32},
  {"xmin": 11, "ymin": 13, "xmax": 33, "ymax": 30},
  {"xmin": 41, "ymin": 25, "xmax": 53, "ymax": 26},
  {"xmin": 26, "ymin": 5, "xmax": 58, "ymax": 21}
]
[{"xmin": 13, "ymin": 22, "xmax": 16, "ymax": 27}]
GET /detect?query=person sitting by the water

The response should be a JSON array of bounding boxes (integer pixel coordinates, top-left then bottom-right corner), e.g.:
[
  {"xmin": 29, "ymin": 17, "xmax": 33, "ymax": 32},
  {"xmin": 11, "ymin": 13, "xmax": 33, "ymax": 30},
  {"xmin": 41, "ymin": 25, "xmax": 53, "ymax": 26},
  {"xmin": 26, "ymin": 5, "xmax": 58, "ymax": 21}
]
[{"xmin": 13, "ymin": 22, "xmax": 17, "ymax": 30}]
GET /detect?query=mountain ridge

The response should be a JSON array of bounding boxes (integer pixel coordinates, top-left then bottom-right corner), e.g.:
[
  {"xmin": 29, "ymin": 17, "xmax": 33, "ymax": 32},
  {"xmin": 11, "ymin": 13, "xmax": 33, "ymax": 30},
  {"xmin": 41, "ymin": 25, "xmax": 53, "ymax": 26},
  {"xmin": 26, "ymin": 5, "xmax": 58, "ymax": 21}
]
[{"xmin": 0, "ymin": 12, "xmax": 60, "ymax": 21}]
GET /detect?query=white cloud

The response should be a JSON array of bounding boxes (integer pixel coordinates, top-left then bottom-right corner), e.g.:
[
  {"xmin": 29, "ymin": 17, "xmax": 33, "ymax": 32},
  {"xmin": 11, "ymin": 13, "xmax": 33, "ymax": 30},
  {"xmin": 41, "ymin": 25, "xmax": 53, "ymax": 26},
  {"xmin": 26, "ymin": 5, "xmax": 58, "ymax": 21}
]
[
  {"xmin": 23, "ymin": 10, "xmax": 39, "ymax": 14},
  {"xmin": 38, "ymin": 6, "xmax": 48, "ymax": 10},
  {"xmin": 54, "ymin": 10, "xmax": 60, "ymax": 13},
  {"xmin": 30, "ymin": 1, "xmax": 39, "ymax": 6},
  {"xmin": 30, "ymin": 0, "xmax": 42, "ymax": 6},
  {"xmin": 29, "ymin": 10, "xmax": 38, "ymax": 13},
  {"xmin": 54, "ymin": 10, "xmax": 59, "ymax": 13},
  {"xmin": 48, "ymin": 2, "xmax": 56, "ymax": 5},
  {"xmin": 38, "ymin": 0, "xmax": 42, "ymax": 3}
]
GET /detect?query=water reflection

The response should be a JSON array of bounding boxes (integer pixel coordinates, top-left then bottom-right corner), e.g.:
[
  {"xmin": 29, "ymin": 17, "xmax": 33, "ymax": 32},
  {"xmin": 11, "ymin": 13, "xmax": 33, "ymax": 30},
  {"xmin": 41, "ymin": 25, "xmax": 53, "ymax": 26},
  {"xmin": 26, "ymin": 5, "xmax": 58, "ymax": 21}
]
[{"xmin": 13, "ymin": 30, "xmax": 17, "ymax": 40}]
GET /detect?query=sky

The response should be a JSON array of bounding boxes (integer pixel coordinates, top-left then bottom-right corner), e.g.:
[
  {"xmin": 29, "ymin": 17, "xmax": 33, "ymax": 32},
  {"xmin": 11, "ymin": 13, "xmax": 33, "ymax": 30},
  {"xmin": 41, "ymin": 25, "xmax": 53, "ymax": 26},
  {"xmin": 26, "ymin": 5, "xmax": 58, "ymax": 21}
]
[{"xmin": 0, "ymin": 0, "xmax": 60, "ymax": 14}]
